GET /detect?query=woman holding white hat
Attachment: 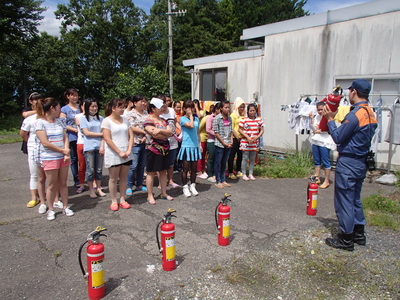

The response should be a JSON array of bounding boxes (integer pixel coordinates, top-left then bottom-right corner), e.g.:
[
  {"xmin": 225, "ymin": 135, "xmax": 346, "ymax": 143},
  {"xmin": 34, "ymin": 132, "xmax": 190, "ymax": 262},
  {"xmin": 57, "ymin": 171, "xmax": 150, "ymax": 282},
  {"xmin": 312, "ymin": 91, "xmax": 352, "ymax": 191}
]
[{"xmin": 144, "ymin": 97, "xmax": 174, "ymax": 204}]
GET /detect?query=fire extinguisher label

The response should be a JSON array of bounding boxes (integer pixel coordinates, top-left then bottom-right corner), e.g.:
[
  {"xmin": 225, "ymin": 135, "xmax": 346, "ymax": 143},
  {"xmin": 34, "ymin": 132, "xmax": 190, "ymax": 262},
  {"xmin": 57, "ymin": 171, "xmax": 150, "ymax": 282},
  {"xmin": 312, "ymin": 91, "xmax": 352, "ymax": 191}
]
[
  {"xmin": 91, "ymin": 259, "xmax": 105, "ymax": 288},
  {"xmin": 312, "ymin": 194, "xmax": 318, "ymax": 209},
  {"xmin": 165, "ymin": 237, "xmax": 175, "ymax": 261},
  {"xmin": 222, "ymin": 218, "xmax": 230, "ymax": 238}
]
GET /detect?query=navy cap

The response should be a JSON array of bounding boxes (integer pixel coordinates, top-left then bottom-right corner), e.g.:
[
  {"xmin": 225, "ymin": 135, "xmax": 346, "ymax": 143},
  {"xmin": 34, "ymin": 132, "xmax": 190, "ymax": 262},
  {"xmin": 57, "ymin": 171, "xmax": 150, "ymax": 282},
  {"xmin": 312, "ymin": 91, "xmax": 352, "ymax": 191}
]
[{"xmin": 348, "ymin": 79, "xmax": 371, "ymax": 95}]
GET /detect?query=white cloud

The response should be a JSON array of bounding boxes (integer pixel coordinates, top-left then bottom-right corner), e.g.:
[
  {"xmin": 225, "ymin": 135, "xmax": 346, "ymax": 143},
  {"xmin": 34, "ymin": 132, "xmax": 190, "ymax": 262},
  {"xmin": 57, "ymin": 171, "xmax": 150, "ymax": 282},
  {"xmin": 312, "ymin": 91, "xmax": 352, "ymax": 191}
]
[
  {"xmin": 37, "ymin": 0, "xmax": 152, "ymax": 37},
  {"xmin": 37, "ymin": 1, "xmax": 62, "ymax": 37}
]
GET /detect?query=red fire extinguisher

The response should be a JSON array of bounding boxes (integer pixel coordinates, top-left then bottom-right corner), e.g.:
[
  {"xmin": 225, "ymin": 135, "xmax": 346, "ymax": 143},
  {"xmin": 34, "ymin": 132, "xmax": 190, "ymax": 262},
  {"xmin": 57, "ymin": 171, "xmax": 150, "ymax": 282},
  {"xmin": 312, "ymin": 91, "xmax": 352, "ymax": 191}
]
[
  {"xmin": 318, "ymin": 85, "xmax": 343, "ymax": 132},
  {"xmin": 78, "ymin": 226, "xmax": 107, "ymax": 300},
  {"xmin": 307, "ymin": 176, "xmax": 319, "ymax": 216},
  {"xmin": 215, "ymin": 193, "xmax": 232, "ymax": 246},
  {"xmin": 156, "ymin": 208, "xmax": 177, "ymax": 271}
]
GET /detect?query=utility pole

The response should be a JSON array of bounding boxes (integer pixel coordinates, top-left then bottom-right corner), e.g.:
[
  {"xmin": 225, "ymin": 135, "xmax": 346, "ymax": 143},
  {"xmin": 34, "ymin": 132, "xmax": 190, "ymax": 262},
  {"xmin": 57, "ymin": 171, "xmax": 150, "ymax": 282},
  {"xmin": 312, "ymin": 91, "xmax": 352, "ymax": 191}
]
[{"xmin": 167, "ymin": 1, "xmax": 186, "ymax": 101}]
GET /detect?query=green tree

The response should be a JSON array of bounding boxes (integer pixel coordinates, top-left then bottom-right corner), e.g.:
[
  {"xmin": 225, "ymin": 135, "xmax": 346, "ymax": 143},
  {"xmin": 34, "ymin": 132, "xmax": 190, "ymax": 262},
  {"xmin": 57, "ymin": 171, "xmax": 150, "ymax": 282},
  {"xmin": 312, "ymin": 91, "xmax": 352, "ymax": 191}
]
[
  {"xmin": 103, "ymin": 66, "xmax": 168, "ymax": 101},
  {"xmin": 0, "ymin": 0, "xmax": 45, "ymax": 108},
  {"xmin": 146, "ymin": 0, "xmax": 308, "ymax": 100},
  {"xmin": 228, "ymin": 0, "xmax": 308, "ymax": 46},
  {"xmin": 29, "ymin": 33, "xmax": 75, "ymax": 100},
  {"xmin": 55, "ymin": 0, "xmax": 148, "ymax": 100}
]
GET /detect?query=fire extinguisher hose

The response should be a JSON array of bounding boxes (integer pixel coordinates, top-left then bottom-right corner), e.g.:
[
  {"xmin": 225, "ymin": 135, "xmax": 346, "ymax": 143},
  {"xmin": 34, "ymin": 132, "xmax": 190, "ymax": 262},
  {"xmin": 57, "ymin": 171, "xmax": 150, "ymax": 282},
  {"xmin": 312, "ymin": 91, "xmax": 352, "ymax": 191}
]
[
  {"xmin": 214, "ymin": 203, "xmax": 219, "ymax": 229},
  {"xmin": 156, "ymin": 219, "xmax": 163, "ymax": 252},
  {"xmin": 78, "ymin": 240, "xmax": 89, "ymax": 277}
]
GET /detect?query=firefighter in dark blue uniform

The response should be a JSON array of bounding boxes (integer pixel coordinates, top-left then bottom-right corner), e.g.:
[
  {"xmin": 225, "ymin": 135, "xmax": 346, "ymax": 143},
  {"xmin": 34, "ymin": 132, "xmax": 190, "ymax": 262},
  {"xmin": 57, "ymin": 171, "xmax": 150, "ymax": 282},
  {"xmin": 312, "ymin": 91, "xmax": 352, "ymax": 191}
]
[{"xmin": 323, "ymin": 79, "xmax": 377, "ymax": 251}]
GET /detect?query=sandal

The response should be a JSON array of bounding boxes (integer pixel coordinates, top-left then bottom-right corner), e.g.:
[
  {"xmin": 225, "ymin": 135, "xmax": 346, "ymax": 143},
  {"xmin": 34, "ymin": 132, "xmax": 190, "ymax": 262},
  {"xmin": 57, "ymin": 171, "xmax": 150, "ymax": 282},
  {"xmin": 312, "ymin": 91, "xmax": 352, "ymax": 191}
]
[
  {"xmin": 96, "ymin": 189, "xmax": 106, "ymax": 197},
  {"xmin": 168, "ymin": 183, "xmax": 180, "ymax": 189},
  {"xmin": 110, "ymin": 203, "xmax": 119, "ymax": 211},
  {"xmin": 119, "ymin": 201, "xmax": 131, "ymax": 209},
  {"xmin": 27, "ymin": 200, "xmax": 39, "ymax": 208},
  {"xmin": 320, "ymin": 182, "xmax": 330, "ymax": 189},
  {"xmin": 161, "ymin": 195, "xmax": 174, "ymax": 201},
  {"xmin": 148, "ymin": 199, "xmax": 156, "ymax": 205},
  {"xmin": 76, "ymin": 187, "xmax": 85, "ymax": 194}
]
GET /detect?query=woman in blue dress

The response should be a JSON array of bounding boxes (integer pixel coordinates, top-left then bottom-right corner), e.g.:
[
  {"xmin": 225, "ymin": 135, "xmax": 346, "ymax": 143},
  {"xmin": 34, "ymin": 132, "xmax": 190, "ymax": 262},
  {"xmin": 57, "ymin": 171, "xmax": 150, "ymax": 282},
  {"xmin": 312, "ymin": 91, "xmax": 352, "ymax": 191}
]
[{"xmin": 177, "ymin": 100, "xmax": 202, "ymax": 197}]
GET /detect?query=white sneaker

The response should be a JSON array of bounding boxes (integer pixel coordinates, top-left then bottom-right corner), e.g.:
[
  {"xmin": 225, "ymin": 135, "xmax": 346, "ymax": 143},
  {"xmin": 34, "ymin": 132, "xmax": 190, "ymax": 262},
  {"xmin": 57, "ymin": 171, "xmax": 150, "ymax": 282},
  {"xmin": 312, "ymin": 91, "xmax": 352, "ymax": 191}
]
[
  {"xmin": 63, "ymin": 206, "xmax": 74, "ymax": 217},
  {"xmin": 190, "ymin": 183, "xmax": 199, "ymax": 196},
  {"xmin": 47, "ymin": 210, "xmax": 55, "ymax": 221},
  {"xmin": 182, "ymin": 184, "xmax": 191, "ymax": 198},
  {"xmin": 53, "ymin": 200, "xmax": 63, "ymax": 209},
  {"xmin": 197, "ymin": 173, "xmax": 208, "ymax": 179},
  {"xmin": 38, "ymin": 204, "xmax": 47, "ymax": 214}
]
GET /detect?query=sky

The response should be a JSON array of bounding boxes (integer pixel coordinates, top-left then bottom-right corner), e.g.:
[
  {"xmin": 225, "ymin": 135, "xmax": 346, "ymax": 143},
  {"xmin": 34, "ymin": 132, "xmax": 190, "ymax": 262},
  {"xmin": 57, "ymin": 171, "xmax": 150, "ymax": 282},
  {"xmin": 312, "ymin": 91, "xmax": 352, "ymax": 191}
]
[{"xmin": 38, "ymin": 0, "xmax": 374, "ymax": 37}]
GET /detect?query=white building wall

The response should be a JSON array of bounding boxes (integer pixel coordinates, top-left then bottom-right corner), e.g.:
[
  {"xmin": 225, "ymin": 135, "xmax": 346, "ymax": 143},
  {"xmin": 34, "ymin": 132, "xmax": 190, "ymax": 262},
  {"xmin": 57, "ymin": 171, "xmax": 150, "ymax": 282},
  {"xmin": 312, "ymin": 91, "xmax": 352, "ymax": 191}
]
[
  {"xmin": 189, "ymin": 56, "xmax": 262, "ymax": 104},
  {"xmin": 184, "ymin": 8, "xmax": 400, "ymax": 168},
  {"xmin": 262, "ymin": 11, "xmax": 400, "ymax": 167}
]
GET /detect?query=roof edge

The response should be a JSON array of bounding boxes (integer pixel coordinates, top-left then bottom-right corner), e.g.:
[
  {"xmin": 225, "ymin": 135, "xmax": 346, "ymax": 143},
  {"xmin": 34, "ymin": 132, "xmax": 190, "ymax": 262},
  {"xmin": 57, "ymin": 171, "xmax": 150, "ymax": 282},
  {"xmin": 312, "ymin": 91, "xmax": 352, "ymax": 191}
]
[
  {"xmin": 241, "ymin": 0, "xmax": 400, "ymax": 40},
  {"xmin": 183, "ymin": 49, "xmax": 263, "ymax": 67}
]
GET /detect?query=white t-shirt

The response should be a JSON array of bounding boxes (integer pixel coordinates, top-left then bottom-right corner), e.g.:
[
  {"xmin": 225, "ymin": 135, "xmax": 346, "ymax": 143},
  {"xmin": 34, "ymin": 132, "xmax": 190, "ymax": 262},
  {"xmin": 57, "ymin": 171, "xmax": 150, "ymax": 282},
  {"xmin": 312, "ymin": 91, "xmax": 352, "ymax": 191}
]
[
  {"xmin": 101, "ymin": 116, "xmax": 132, "ymax": 168},
  {"xmin": 310, "ymin": 114, "xmax": 336, "ymax": 150},
  {"xmin": 76, "ymin": 113, "xmax": 85, "ymax": 145},
  {"xmin": 20, "ymin": 114, "xmax": 38, "ymax": 159},
  {"xmin": 161, "ymin": 107, "xmax": 178, "ymax": 150}
]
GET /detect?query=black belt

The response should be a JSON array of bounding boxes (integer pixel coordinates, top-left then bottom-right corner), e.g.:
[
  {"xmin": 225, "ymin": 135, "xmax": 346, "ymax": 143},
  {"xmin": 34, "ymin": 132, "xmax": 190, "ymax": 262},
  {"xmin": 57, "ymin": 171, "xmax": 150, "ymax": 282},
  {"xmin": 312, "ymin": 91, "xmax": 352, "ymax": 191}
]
[{"xmin": 340, "ymin": 153, "xmax": 366, "ymax": 159}]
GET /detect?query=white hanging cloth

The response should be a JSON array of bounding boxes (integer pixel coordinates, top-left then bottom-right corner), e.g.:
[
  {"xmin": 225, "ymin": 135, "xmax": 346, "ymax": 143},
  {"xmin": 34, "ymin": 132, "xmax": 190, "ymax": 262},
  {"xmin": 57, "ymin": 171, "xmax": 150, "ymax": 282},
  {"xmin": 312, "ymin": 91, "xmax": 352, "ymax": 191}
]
[{"xmin": 384, "ymin": 98, "xmax": 400, "ymax": 145}]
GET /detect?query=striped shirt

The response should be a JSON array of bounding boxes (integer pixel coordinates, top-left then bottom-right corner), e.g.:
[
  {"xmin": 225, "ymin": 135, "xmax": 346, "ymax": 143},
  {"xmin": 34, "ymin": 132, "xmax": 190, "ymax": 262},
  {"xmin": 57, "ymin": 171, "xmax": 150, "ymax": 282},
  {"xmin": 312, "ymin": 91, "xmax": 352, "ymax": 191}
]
[
  {"xmin": 35, "ymin": 118, "xmax": 66, "ymax": 161},
  {"xmin": 239, "ymin": 117, "xmax": 264, "ymax": 151}
]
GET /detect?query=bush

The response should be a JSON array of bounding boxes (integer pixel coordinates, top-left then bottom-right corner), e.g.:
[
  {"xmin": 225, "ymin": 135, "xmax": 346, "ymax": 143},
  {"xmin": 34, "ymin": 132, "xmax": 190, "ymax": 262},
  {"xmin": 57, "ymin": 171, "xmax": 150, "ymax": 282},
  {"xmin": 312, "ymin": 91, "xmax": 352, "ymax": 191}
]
[
  {"xmin": 0, "ymin": 114, "xmax": 22, "ymax": 134},
  {"xmin": 254, "ymin": 150, "xmax": 313, "ymax": 179}
]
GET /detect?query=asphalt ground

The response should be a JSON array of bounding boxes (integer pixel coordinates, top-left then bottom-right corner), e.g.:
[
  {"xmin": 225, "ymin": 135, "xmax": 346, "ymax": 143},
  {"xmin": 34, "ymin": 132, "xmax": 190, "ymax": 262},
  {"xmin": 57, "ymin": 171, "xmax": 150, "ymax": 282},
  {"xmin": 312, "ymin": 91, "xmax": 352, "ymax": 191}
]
[{"xmin": 0, "ymin": 142, "xmax": 396, "ymax": 299}]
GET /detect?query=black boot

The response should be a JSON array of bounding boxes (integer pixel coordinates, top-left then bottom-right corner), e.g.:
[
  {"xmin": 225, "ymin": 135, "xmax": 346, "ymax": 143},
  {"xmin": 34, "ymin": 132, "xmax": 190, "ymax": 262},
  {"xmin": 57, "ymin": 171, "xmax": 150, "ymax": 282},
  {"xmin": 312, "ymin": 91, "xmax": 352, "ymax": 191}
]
[
  {"xmin": 353, "ymin": 224, "xmax": 366, "ymax": 246},
  {"xmin": 326, "ymin": 232, "xmax": 354, "ymax": 251}
]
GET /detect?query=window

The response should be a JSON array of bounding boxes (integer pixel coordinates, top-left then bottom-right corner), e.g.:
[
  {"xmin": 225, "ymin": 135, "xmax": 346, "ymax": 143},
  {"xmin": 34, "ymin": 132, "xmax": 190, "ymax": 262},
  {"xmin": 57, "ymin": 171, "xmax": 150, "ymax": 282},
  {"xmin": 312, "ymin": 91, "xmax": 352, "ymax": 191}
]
[
  {"xmin": 200, "ymin": 68, "xmax": 227, "ymax": 101},
  {"xmin": 336, "ymin": 78, "xmax": 400, "ymax": 104}
]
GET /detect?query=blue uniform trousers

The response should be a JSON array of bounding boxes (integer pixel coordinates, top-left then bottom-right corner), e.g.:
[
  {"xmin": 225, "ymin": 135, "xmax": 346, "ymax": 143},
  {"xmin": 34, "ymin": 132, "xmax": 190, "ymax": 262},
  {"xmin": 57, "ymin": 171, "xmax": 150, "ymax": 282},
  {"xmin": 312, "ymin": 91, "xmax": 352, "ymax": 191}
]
[{"xmin": 334, "ymin": 155, "xmax": 367, "ymax": 234}]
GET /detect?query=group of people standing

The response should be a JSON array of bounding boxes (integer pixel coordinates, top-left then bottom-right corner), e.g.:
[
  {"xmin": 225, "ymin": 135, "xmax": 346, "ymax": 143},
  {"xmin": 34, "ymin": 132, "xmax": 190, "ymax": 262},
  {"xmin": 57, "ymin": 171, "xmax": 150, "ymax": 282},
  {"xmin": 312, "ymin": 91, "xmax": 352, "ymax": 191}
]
[
  {"xmin": 19, "ymin": 80, "xmax": 376, "ymax": 253},
  {"xmin": 20, "ymin": 90, "xmax": 265, "ymax": 220}
]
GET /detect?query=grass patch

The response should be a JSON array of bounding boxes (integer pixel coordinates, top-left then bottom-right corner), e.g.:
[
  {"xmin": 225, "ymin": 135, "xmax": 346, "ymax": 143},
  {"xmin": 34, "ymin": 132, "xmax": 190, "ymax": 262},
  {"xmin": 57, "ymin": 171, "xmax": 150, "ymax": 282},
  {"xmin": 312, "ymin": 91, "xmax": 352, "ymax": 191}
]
[
  {"xmin": 254, "ymin": 149, "xmax": 313, "ymax": 178},
  {"xmin": 363, "ymin": 193, "xmax": 400, "ymax": 214},
  {"xmin": 395, "ymin": 168, "xmax": 400, "ymax": 189},
  {"xmin": 209, "ymin": 264, "xmax": 223, "ymax": 273},
  {"xmin": 363, "ymin": 192, "xmax": 400, "ymax": 230},
  {"xmin": 0, "ymin": 135, "xmax": 22, "ymax": 144},
  {"xmin": 0, "ymin": 114, "xmax": 23, "ymax": 144}
]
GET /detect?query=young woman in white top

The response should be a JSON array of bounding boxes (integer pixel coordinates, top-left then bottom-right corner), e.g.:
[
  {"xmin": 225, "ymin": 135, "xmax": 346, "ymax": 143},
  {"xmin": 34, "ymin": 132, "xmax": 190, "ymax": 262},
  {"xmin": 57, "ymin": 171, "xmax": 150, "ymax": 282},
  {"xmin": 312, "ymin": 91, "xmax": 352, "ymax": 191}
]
[
  {"xmin": 74, "ymin": 102, "xmax": 86, "ymax": 193},
  {"xmin": 309, "ymin": 102, "xmax": 336, "ymax": 189},
  {"xmin": 20, "ymin": 93, "xmax": 45, "ymax": 211},
  {"xmin": 101, "ymin": 98, "xmax": 134, "ymax": 211},
  {"xmin": 36, "ymin": 98, "xmax": 74, "ymax": 221}
]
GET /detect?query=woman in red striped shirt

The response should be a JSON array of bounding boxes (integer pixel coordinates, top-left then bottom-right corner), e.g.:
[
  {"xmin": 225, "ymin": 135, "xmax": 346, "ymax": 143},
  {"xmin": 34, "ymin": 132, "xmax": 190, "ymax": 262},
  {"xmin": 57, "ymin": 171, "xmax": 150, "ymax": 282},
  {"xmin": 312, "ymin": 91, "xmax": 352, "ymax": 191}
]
[{"xmin": 238, "ymin": 104, "xmax": 264, "ymax": 181}]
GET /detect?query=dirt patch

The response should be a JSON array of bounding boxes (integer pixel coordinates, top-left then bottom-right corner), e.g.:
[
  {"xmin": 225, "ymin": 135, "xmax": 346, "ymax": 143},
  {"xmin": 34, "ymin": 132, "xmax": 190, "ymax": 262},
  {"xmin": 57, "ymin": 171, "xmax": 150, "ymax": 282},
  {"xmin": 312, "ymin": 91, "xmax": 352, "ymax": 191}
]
[{"xmin": 154, "ymin": 225, "xmax": 400, "ymax": 299}]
